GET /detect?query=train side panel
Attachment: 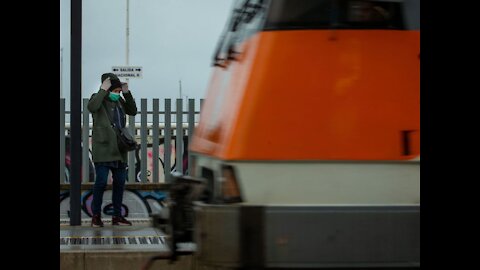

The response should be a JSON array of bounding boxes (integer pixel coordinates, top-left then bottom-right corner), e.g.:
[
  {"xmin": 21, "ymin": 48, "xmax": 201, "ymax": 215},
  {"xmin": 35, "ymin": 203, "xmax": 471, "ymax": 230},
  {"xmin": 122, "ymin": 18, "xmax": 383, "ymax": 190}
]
[{"xmin": 191, "ymin": 31, "xmax": 420, "ymax": 161}]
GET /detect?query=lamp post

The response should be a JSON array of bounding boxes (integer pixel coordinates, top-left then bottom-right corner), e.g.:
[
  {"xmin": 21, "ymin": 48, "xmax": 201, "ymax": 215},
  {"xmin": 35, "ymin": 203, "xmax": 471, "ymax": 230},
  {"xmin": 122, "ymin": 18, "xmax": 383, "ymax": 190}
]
[
  {"xmin": 126, "ymin": 0, "xmax": 137, "ymax": 183},
  {"xmin": 70, "ymin": 0, "xmax": 82, "ymax": 226}
]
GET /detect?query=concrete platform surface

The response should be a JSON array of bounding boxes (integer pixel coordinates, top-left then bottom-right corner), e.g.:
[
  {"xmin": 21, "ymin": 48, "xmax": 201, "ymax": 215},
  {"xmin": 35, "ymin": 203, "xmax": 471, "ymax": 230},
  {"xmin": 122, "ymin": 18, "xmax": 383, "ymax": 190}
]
[{"xmin": 60, "ymin": 224, "xmax": 196, "ymax": 270}]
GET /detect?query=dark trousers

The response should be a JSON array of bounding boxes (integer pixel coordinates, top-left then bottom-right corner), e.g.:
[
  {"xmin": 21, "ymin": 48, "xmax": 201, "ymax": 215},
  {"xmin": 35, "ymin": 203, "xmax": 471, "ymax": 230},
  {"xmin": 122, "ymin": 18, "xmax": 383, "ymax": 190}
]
[{"xmin": 91, "ymin": 163, "xmax": 127, "ymax": 217}]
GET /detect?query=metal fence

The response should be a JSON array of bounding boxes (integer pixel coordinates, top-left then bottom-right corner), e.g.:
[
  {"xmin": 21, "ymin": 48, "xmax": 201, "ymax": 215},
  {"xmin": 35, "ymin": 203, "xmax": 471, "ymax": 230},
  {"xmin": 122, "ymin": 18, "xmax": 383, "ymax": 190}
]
[{"xmin": 60, "ymin": 98, "xmax": 203, "ymax": 184}]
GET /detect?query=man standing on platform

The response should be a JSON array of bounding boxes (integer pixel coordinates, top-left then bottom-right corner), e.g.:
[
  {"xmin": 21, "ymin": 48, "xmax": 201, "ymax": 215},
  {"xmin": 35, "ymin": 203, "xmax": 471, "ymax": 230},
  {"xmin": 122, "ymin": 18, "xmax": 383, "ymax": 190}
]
[{"xmin": 87, "ymin": 73, "xmax": 137, "ymax": 227}]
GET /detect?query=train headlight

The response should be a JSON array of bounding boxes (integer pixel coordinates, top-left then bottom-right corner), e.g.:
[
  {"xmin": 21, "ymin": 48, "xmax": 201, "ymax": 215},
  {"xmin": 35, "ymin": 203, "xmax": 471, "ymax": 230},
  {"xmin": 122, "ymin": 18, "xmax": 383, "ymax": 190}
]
[{"xmin": 220, "ymin": 165, "xmax": 243, "ymax": 203}]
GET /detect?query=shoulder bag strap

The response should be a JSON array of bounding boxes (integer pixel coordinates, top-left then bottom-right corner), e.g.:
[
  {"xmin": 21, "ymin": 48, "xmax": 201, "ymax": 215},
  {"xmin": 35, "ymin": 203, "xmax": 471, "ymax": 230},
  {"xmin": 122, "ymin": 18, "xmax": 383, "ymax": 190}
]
[{"xmin": 102, "ymin": 102, "xmax": 116, "ymax": 129}]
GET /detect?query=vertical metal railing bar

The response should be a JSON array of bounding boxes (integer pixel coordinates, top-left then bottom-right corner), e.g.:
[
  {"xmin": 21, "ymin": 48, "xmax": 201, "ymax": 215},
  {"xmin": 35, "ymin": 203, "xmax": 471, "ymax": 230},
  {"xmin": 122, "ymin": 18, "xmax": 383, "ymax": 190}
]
[
  {"xmin": 164, "ymin": 99, "xmax": 172, "ymax": 183},
  {"xmin": 60, "ymin": 99, "xmax": 66, "ymax": 184},
  {"xmin": 82, "ymin": 98, "xmax": 89, "ymax": 183},
  {"xmin": 188, "ymin": 99, "xmax": 195, "ymax": 175},
  {"xmin": 128, "ymin": 111, "xmax": 136, "ymax": 183},
  {"xmin": 176, "ymin": 99, "xmax": 183, "ymax": 174},
  {"xmin": 152, "ymin": 99, "xmax": 160, "ymax": 183},
  {"xmin": 200, "ymin": 99, "xmax": 204, "ymax": 123},
  {"xmin": 141, "ymin": 99, "xmax": 148, "ymax": 183}
]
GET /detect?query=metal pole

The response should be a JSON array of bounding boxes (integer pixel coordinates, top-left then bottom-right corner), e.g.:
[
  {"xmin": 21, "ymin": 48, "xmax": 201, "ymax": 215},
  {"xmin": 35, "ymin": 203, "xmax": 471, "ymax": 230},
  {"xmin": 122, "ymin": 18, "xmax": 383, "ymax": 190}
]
[
  {"xmin": 126, "ymin": 0, "xmax": 130, "ymax": 87},
  {"xmin": 128, "ymin": 114, "xmax": 136, "ymax": 182},
  {"xmin": 82, "ymin": 99, "xmax": 90, "ymax": 183},
  {"xmin": 60, "ymin": 99, "xmax": 65, "ymax": 184},
  {"xmin": 141, "ymin": 99, "xmax": 148, "ymax": 183},
  {"xmin": 125, "ymin": 0, "xmax": 133, "ymax": 182},
  {"xmin": 152, "ymin": 99, "xmax": 160, "ymax": 183},
  {"xmin": 164, "ymin": 99, "xmax": 172, "ymax": 183},
  {"xmin": 179, "ymin": 80, "xmax": 182, "ymax": 100},
  {"xmin": 126, "ymin": 0, "xmax": 129, "ymax": 66},
  {"xmin": 60, "ymin": 48, "xmax": 63, "ymax": 98},
  {"xmin": 70, "ymin": 0, "xmax": 82, "ymax": 226},
  {"xmin": 176, "ymin": 99, "xmax": 183, "ymax": 174},
  {"xmin": 188, "ymin": 99, "xmax": 195, "ymax": 175}
]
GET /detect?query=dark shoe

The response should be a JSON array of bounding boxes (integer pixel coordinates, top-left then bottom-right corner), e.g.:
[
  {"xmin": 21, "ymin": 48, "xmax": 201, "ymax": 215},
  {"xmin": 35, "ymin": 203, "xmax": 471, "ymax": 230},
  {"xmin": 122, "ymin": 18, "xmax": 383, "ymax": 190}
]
[
  {"xmin": 91, "ymin": 214, "xmax": 104, "ymax": 227},
  {"xmin": 112, "ymin": 216, "xmax": 132, "ymax": 226}
]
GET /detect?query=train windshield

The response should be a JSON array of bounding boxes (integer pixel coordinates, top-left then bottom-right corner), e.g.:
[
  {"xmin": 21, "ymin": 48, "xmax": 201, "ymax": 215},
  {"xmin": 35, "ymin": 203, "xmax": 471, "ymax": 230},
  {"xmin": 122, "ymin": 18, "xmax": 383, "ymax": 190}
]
[{"xmin": 264, "ymin": 0, "xmax": 419, "ymax": 30}]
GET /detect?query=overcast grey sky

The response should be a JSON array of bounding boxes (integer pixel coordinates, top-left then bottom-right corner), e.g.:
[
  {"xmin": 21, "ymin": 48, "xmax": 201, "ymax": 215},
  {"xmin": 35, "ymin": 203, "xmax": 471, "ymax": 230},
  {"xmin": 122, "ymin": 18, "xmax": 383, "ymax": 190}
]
[{"xmin": 60, "ymin": 0, "xmax": 234, "ymax": 109}]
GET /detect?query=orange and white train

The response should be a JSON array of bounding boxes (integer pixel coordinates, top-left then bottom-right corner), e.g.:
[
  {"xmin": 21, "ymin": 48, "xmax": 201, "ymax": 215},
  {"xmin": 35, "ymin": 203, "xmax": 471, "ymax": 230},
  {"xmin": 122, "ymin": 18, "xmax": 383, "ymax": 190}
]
[{"xmin": 187, "ymin": 0, "xmax": 420, "ymax": 268}]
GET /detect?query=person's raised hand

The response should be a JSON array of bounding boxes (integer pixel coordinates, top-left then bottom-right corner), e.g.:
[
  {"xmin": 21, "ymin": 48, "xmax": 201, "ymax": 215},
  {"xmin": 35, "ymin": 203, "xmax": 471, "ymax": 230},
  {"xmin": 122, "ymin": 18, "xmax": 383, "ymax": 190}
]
[
  {"xmin": 121, "ymin": 82, "xmax": 129, "ymax": 93},
  {"xmin": 101, "ymin": 77, "xmax": 112, "ymax": 91}
]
